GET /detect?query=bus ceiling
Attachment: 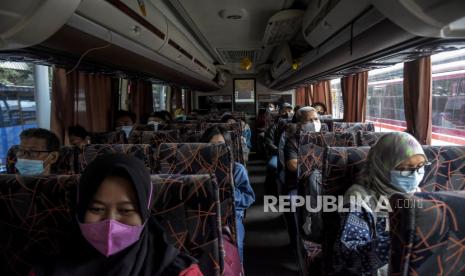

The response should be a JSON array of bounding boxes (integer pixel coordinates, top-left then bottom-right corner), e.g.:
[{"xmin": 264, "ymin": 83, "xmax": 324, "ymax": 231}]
[{"xmin": 1, "ymin": 0, "xmax": 465, "ymax": 91}]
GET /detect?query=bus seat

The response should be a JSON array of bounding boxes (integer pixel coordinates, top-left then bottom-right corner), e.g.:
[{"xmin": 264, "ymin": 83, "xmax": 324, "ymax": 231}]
[
  {"xmin": 155, "ymin": 143, "xmax": 237, "ymax": 243},
  {"xmin": 0, "ymin": 173, "xmax": 223, "ymax": 276},
  {"xmin": 0, "ymin": 174, "xmax": 79, "ymax": 276},
  {"xmin": 321, "ymin": 146, "xmax": 370, "ymax": 274},
  {"xmin": 6, "ymin": 145, "xmax": 79, "ymax": 175},
  {"xmin": 78, "ymin": 144, "xmax": 155, "ymax": 173},
  {"xmin": 389, "ymin": 191, "xmax": 465, "ymax": 276},
  {"xmin": 128, "ymin": 130, "xmax": 178, "ymax": 146},
  {"xmin": 356, "ymin": 131, "xmax": 390, "ymax": 146},
  {"xmin": 152, "ymin": 174, "xmax": 222, "ymax": 276},
  {"xmin": 88, "ymin": 130, "xmax": 127, "ymax": 144},
  {"xmin": 299, "ymin": 132, "xmax": 356, "ymax": 148},
  {"xmin": 420, "ymin": 146, "xmax": 465, "ymax": 191},
  {"xmin": 333, "ymin": 122, "xmax": 375, "ymax": 132},
  {"xmin": 201, "ymin": 123, "xmax": 244, "ymax": 164}
]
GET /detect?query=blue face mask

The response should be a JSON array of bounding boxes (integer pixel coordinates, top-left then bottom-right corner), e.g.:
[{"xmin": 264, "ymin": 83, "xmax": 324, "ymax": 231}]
[
  {"xmin": 301, "ymin": 122, "xmax": 316, "ymax": 132},
  {"xmin": 15, "ymin": 158, "xmax": 45, "ymax": 176},
  {"xmin": 121, "ymin": 126, "xmax": 133, "ymax": 137},
  {"xmin": 390, "ymin": 167, "xmax": 425, "ymax": 193}
]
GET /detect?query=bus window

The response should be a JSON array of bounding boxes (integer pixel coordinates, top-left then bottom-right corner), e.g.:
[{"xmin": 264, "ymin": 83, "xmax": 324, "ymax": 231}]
[
  {"xmin": 366, "ymin": 63, "xmax": 406, "ymax": 132},
  {"xmin": 152, "ymin": 84, "xmax": 167, "ymax": 111},
  {"xmin": 0, "ymin": 62, "xmax": 40, "ymax": 171},
  {"xmin": 330, "ymin": 79, "xmax": 343, "ymax": 119},
  {"xmin": 431, "ymin": 48, "xmax": 465, "ymax": 145}
]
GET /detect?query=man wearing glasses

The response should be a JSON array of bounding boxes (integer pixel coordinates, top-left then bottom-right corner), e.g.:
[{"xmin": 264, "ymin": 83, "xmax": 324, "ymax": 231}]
[{"xmin": 15, "ymin": 128, "xmax": 60, "ymax": 175}]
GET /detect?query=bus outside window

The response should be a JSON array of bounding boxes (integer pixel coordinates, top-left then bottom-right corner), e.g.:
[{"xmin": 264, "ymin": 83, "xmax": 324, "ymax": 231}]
[
  {"xmin": 0, "ymin": 62, "xmax": 38, "ymax": 171},
  {"xmin": 366, "ymin": 63, "xmax": 406, "ymax": 132},
  {"xmin": 330, "ymin": 79, "xmax": 343, "ymax": 119},
  {"xmin": 431, "ymin": 49, "xmax": 465, "ymax": 145}
]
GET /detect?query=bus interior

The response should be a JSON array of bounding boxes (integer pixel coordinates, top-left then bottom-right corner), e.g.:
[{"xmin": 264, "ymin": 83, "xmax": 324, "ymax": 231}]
[{"xmin": 2, "ymin": 0, "xmax": 465, "ymax": 275}]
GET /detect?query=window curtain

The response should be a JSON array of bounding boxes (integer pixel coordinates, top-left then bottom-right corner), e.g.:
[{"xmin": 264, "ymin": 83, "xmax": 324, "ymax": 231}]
[
  {"xmin": 51, "ymin": 68, "xmax": 117, "ymax": 143},
  {"xmin": 403, "ymin": 56, "xmax": 432, "ymax": 145},
  {"xmin": 129, "ymin": 79, "xmax": 153, "ymax": 124},
  {"xmin": 295, "ymin": 81, "xmax": 332, "ymax": 114},
  {"xmin": 311, "ymin": 80, "xmax": 332, "ymax": 114},
  {"xmin": 341, "ymin": 71, "xmax": 368, "ymax": 122}
]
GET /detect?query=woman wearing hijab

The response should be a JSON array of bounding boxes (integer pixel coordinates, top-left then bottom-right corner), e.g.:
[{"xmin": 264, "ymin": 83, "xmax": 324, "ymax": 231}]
[
  {"xmin": 200, "ymin": 126, "xmax": 255, "ymax": 264},
  {"xmin": 30, "ymin": 153, "xmax": 203, "ymax": 276},
  {"xmin": 333, "ymin": 132, "xmax": 428, "ymax": 275}
]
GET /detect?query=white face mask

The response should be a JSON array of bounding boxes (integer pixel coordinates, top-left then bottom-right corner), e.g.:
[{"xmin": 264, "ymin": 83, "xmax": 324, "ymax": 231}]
[
  {"xmin": 147, "ymin": 121, "xmax": 159, "ymax": 131},
  {"xmin": 390, "ymin": 167, "xmax": 425, "ymax": 193},
  {"xmin": 314, "ymin": 121, "xmax": 321, "ymax": 132}
]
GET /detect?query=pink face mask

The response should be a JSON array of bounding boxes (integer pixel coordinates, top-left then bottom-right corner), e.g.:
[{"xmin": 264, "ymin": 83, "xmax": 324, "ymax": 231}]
[{"xmin": 79, "ymin": 219, "xmax": 144, "ymax": 257}]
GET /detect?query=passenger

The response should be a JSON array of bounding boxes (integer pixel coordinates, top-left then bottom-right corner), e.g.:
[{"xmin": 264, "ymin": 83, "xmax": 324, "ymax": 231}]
[
  {"xmin": 159, "ymin": 110, "xmax": 173, "ymax": 123},
  {"xmin": 312, "ymin": 102, "xmax": 327, "ymax": 115},
  {"xmin": 68, "ymin": 125, "xmax": 90, "ymax": 147},
  {"xmin": 30, "ymin": 153, "xmax": 202, "ymax": 276},
  {"xmin": 146, "ymin": 112, "xmax": 167, "ymax": 130},
  {"xmin": 201, "ymin": 126, "xmax": 255, "ymax": 263},
  {"xmin": 263, "ymin": 103, "xmax": 294, "ymax": 194},
  {"xmin": 114, "ymin": 110, "xmax": 136, "ymax": 138},
  {"xmin": 221, "ymin": 114, "xmax": 251, "ymax": 161},
  {"xmin": 284, "ymin": 106, "xmax": 321, "ymax": 181},
  {"xmin": 15, "ymin": 128, "xmax": 60, "ymax": 176},
  {"xmin": 266, "ymin": 103, "xmax": 275, "ymax": 112},
  {"xmin": 333, "ymin": 132, "xmax": 428, "ymax": 275}
]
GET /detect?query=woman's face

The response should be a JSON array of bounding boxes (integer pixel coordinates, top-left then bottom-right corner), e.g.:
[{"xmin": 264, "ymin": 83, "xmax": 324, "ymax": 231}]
[
  {"xmin": 395, "ymin": 154, "xmax": 427, "ymax": 171},
  {"xmin": 209, "ymin": 134, "xmax": 225, "ymax": 144},
  {"xmin": 84, "ymin": 175, "xmax": 142, "ymax": 226}
]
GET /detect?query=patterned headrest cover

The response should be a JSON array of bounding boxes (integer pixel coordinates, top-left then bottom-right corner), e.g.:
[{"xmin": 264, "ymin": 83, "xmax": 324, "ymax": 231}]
[
  {"xmin": 78, "ymin": 144, "xmax": 155, "ymax": 173},
  {"xmin": 128, "ymin": 130, "xmax": 178, "ymax": 146},
  {"xmin": 420, "ymin": 146, "xmax": 465, "ymax": 191},
  {"xmin": 156, "ymin": 143, "xmax": 237, "ymax": 242},
  {"xmin": 333, "ymin": 122, "xmax": 375, "ymax": 133},
  {"xmin": 389, "ymin": 191, "xmax": 465, "ymax": 276},
  {"xmin": 151, "ymin": 174, "xmax": 222, "ymax": 276}
]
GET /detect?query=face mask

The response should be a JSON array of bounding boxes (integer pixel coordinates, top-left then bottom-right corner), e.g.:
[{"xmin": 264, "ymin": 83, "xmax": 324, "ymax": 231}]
[
  {"xmin": 79, "ymin": 219, "xmax": 144, "ymax": 257},
  {"xmin": 301, "ymin": 122, "xmax": 316, "ymax": 132},
  {"xmin": 390, "ymin": 167, "xmax": 425, "ymax": 193},
  {"xmin": 121, "ymin": 126, "xmax": 133, "ymax": 138},
  {"xmin": 15, "ymin": 158, "xmax": 45, "ymax": 175},
  {"xmin": 288, "ymin": 112, "xmax": 294, "ymax": 119},
  {"xmin": 314, "ymin": 121, "xmax": 321, "ymax": 132}
]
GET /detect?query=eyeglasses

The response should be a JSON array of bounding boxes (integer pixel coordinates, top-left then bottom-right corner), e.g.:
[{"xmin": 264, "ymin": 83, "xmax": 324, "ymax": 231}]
[
  {"xmin": 394, "ymin": 162, "xmax": 431, "ymax": 177},
  {"xmin": 308, "ymin": 117, "xmax": 320, "ymax": 122},
  {"xmin": 17, "ymin": 148, "xmax": 51, "ymax": 159}
]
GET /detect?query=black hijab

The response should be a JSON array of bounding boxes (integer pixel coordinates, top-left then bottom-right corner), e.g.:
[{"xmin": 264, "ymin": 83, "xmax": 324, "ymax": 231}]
[{"xmin": 35, "ymin": 153, "xmax": 196, "ymax": 276}]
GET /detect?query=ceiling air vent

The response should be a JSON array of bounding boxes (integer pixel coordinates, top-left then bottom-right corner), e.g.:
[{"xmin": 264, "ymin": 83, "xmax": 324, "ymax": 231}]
[{"xmin": 216, "ymin": 48, "xmax": 257, "ymax": 64}]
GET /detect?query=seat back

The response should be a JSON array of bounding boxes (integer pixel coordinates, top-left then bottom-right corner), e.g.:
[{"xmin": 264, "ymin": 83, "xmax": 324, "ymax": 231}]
[
  {"xmin": 333, "ymin": 122, "xmax": 375, "ymax": 132},
  {"xmin": 201, "ymin": 123, "xmax": 244, "ymax": 164},
  {"xmin": 389, "ymin": 191, "xmax": 465, "ymax": 276},
  {"xmin": 6, "ymin": 145, "xmax": 79, "ymax": 174},
  {"xmin": 299, "ymin": 132, "xmax": 356, "ymax": 148},
  {"xmin": 420, "ymin": 145, "xmax": 465, "ymax": 191},
  {"xmin": 152, "ymin": 174, "xmax": 222, "ymax": 276},
  {"xmin": 128, "ymin": 130, "xmax": 178, "ymax": 146},
  {"xmin": 156, "ymin": 143, "xmax": 237, "ymax": 241},
  {"xmin": 78, "ymin": 144, "xmax": 155, "ymax": 173},
  {"xmin": 0, "ymin": 173, "xmax": 223, "ymax": 276},
  {"xmin": 88, "ymin": 130, "xmax": 127, "ymax": 144},
  {"xmin": 356, "ymin": 131, "xmax": 390, "ymax": 146},
  {"xmin": 0, "ymin": 174, "xmax": 78, "ymax": 276}
]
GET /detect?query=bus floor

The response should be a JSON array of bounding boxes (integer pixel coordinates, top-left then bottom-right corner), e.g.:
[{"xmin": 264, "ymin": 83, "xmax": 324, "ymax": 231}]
[{"xmin": 243, "ymin": 155, "xmax": 300, "ymax": 276}]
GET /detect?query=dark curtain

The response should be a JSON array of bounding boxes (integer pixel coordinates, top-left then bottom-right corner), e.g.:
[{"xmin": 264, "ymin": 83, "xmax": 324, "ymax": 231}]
[
  {"xmin": 311, "ymin": 80, "xmax": 333, "ymax": 115},
  {"xmin": 184, "ymin": 89, "xmax": 192, "ymax": 114},
  {"xmin": 341, "ymin": 71, "xmax": 368, "ymax": 122},
  {"xmin": 295, "ymin": 86, "xmax": 312, "ymax": 106},
  {"xmin": 129, "ymin": 80, "xmax": 153, "ymax": 124},
  {"xmin": 403, "ymin": 56, "xmax": 432, "ymax": 145},
  {"xmin": 51, "ymin": 68, "xmax": 117, "ymax": 144}
]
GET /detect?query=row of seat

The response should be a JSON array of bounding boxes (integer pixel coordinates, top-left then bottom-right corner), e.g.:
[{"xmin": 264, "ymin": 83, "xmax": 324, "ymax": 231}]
[
  {"xmin": 0, "ymin": 173, "xmax": 223, "ymax": 276},
  {"xmin": 295, "ymin": 131, "xmax": 465, "ymax": 274}
]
